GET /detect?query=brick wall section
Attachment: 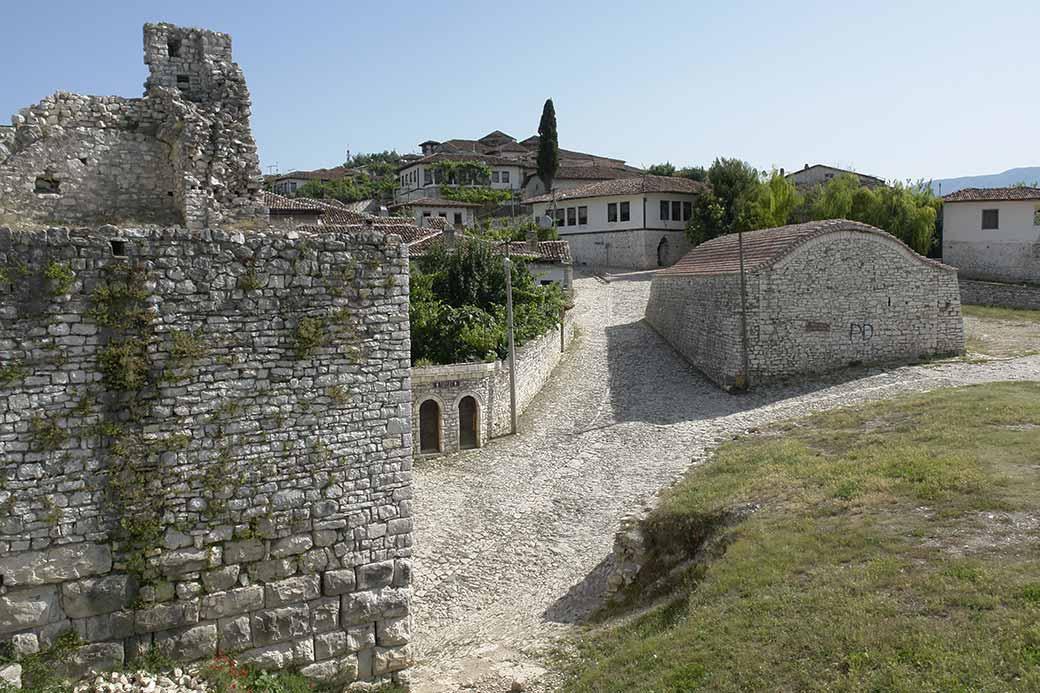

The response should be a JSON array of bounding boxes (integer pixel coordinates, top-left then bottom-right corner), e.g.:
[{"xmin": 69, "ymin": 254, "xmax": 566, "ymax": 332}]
[
  {"xmin": 647, "ymin": 230, "xmax": 964, "ymax": 389},
  {"xmin": 959, "ymin": 278, "xmax": 1040, "ymax": 310},
  {"xmin": 0, "ymin": 225, "xmax": 413, "ymax": 687},
  {"xmin": 411, "ymin": 313, "xmax": 574, "ymax": 456}
]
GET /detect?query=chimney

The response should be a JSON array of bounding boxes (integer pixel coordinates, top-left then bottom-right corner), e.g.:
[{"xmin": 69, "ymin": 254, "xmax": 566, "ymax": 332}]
[
  {"xmin": 804, "ymin": 163, "xmax": 809, "ymax": 170},
  {"xmin": 443, "ymin": 225, "xmax": 455, "ymax": 246},
  {"xmin": 779, "ymin": 167, "xmax": 785, "ymax": 177},
  {"xmin": 526, "ymin": 226, "xmax": 539, "ymax": 254}
]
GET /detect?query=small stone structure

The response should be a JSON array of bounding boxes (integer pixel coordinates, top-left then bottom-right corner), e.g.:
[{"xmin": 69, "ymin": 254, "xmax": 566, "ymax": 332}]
[
  {"xmin": 959, "ymin": 278, "xmax": 1040, "ymax": 311},
  {"xmin": 0, "ymin": 224, "xmax": 413, "ymax": 687},
  {"xmin": 0, "ymin": 24, "xmax": 264, "ymax": 229},
  {"xmin": 411, "ymin": 314, "xmax": 573, "ymax": 456},
  {"xmin": 645, "ymin": 219, "xmax": 964, "ymax": 390}
]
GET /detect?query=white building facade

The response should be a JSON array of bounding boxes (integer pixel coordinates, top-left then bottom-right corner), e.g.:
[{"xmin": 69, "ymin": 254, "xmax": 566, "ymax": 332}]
[
  {"xmin": 527, "ymin": 176, "xmax": 707, "ymax": 270},
  {"xmin": 942, "ymin": 187, "xmax": 1040, "ymax": 283},
  {"xmin": 390, "ymin": 197, "xmax": 480, "ymax": 227}
]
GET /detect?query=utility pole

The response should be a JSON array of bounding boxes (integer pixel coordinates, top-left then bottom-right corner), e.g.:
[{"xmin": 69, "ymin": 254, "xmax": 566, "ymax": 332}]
[
  {"xmin": 737, "ymin": 229, "xmax": 751, "ymax": 390},
  {"xmin": 504, "ymin": 254, "xmax": 518, "ymax": 435}
]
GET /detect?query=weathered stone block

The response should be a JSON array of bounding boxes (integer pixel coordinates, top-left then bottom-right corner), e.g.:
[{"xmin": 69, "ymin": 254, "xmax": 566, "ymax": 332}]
[
  {"xmin": 246, "ymin": 558, "xmax": 296, "ymax": 583},
  {"xmin": 219, "ymin": 615, "xmax": 252, "ymax": 653},
  {"xmin": 238, "ymin": 637, "xmax": 314, "ymax": 670},
  {"xmin": 63, "ymin": 642, "xmax": 124, "ymax": 679},
  {"xmin": 201, "ymin": 585, "xmax": 264, "ymax": 620},
  {"xmin": 0, "ymin": 663, "xmax": 22, "ymax": 690},
  {"xmin": 322, "ymin": 569, "xmax": 355, "ymax": 596},
  {"xmin": 376, "ymin": 616, "xmax": 411, "ymax": 647},
  {"xmin": 251, "ymin": 604, "xmax": 310, "ymax": 646},
  {"xmin": 134, "ymin": 599, "xmax": 199, "ymax": 634},
  {"xmin": 356, "ymin": 561, "xmax": 394, "ymax": 590},
  {"xmin": 314, "ymin": 631, "xmax": 347, "ymax": 660},
  {"xmin": 73, "ymin": 610, "xmax": 133, "ymax": 642},
  {"xmin": 299, "ymin": 655, "xmax": 358, "ymax": 684},
  {"xmin": 265, "ymin": 575, "xmax": 319, "ymax": 608},
  {"xmin": 61, "ymin": 574, "xmax": 136, "ymax": 618},
  {"xmin": 340, "ymin": 588, "xmax": 408, "ymax": 626},
  {"xmin": 270, "ymin": 535, "xmax": 312, "ymax": 559},
  {"xmin": 202, "ymin": 566, "xmax": 240, "ymax": 593},
  {"xmin": 373, "ymin": 645, "xmax": 412, "ymax": 676},
  {"xmin": 0, "ymin": 544, "xmax": 111, "ymax": 586},
  {"xmin": 310, "ymin": 597, "xmax": 339, "ymax": 634},
  {"xmin": 10, "ymin": 632, "xmax": 40, "ymax": 657},
  {"xmin": 224, "ymin": 539, "xmax": 265, "ymax": 563},
  {"xmin": 154, "ymin": 623, "xmax": 218, "ymax": 662},
  {"xmin": 158, "ymin": 547, "xmax": 209, "ymax": 577},
  {"xmin": 346, "ymin": 624, "xmax": 375, "ymax": 652},
  {"xmin": 298, "ymin": 548, "xmax": 328, "ymax": 574},
  {"xmin": 0, "ymin": 587, "xmax": 61, "ymax": 634}
]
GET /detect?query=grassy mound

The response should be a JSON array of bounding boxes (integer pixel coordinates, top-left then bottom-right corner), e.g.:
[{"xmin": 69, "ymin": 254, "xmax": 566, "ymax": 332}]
[{"xmin": 563, "ymin": 382, "xmax": 1040, "ymax": 693}]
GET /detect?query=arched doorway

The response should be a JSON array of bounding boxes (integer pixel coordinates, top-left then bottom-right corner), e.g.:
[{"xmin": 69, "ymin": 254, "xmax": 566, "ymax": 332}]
[
  {"xmin": 657, "ymin": 237, "xmax": 670, "ymax": 267},
  {"xmin": 458, "ymin": 396, "xmax": 478, "ymax": 449},
  {"xmin": 419, "ymin": 399, "xmax": 441, "ymax": 453}
]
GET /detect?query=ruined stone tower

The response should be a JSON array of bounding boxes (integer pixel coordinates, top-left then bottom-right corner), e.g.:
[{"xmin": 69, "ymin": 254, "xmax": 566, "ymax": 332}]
[{"xmin": 0, "ymin": 23, "xmax": 264, "ymax": 229}]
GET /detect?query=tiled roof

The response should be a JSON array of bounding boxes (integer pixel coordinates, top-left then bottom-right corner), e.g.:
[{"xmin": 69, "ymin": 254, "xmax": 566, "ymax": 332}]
[
  {"xmin": 262, "ymin": 191, "xmax": 326, "ymax": 214},
  {"xmin": 525, "ymin": 175, "xmax": 708, "ymax": 204},
  {"xmin": 397, "ymin": 151, "xmax": 520, "ymax": 171},
  {"xmin": 659, "ymin": 219, "xmax": 950, "ymax": 277},
  {"xmin": 389, "ymin": 197, "xmax": 482, "ymax": 209},
  {"xmin": 272, "ymin": 166, "xmax": 353, "ymax": 182},
  {"xmin": 407, "ymin": 232, "xmax": 572, "ymax": 265},
  {"xmin": 943, "ymin": 186, "xmax": 1040, "ymax": 202},
  {"xmin": 555, "ymin": 165, "xmax": 639, "ymax": 181}
]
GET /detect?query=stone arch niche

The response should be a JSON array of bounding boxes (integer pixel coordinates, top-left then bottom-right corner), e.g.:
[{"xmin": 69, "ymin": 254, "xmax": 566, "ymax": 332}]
[
  {"xmin": 458, "ymin": 395, "xmax": 479, "ymax": 449},
  {"xmin": 419, "ymin": 399, "xmax": 442, "ymax": 453},
  {"xmin": 657, "ymin": 236, "xmax": 670, "ymax": 267}
]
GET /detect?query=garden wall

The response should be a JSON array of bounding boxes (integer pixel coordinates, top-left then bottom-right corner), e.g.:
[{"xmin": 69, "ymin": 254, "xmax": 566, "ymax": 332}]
[
  {"xmin": 411, "ymin": 312, "xmax": 574, "ymax": 456},
  {"xmin": 0, "ymin": 224, "xmax": 413, "ymax": 687},
  {"xmin": 959, "ymin": 278, "xmax": 1040, "ymax": 311}
]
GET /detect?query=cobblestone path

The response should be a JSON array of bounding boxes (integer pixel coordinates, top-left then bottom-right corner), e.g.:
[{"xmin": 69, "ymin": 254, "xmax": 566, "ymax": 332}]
[{"xmin": 411, "ymin": 271, "xmax": 1040, "ymax": 692}]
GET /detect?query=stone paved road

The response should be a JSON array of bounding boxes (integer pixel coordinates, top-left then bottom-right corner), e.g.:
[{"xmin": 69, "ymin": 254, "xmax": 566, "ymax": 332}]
[{"xmin": 410, "ymin": 271, "xmax": 1040, "ymax": 692}]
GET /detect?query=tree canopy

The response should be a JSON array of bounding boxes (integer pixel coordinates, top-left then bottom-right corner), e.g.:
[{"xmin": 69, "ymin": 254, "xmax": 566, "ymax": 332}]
[
  {"xmin": 410, "ymin": 240, "xmax": 565, "ymax": 365},
  {"xmin": 537, "ymin": 99, "xmax": 559, "ymax": 193},
  {"xmin": 281, "ymin": 150, "xmax": 401, "ymax": 203},
  {"xmin": 685, "ymin": 158, "xmax": 940, "ymax": 255}
]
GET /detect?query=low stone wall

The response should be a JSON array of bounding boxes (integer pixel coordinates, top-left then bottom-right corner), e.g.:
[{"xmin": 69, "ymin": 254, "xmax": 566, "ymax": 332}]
[
  {"xmin": 960, "ymin": 278, "xmax": 1040, "ymax": 310},
  {"xmin": 411, "ymin": 312, "xmax": 574, "ymax": 456},
  {"xmin": 0, "ymin": 225, "xmax": 413, "ymax": 687},
  {"xmin": 563, "ymin": 229, "xmax": 688, "ymax": 270}
]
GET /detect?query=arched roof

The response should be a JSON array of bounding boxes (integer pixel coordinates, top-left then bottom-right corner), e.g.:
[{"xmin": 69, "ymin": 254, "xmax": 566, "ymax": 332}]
[{"xmin": 657, "ymin": 219, "xmax": 952, "ymax": 277}]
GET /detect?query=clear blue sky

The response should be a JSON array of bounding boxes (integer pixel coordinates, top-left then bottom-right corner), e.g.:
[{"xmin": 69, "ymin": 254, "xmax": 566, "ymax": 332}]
[{"xmin": 2, "ymin": 0, "xmax": 1035, "ymax": 182}]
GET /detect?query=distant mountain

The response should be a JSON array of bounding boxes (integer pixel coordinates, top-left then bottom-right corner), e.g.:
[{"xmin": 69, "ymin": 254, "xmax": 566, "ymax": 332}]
[{"xmin": 931, "ymin": 167, "xmax": 1040, "ymax": 195}]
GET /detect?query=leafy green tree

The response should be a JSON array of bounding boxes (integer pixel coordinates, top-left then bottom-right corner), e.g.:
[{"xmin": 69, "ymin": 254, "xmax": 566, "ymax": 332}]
[
  {"xmin": 754, "ymin": 170, "xmax": 802, "ymax": 228},
  {"xmin": 537, "ymin": 99, "xmax": 560, "ymax": 193},
  {"xmin": 685, "ymin": 158, "xmax": 764, "ymax": 244},
  {"xmin": 409, "ymin": 240, "xmax": 564, "ymax": 365},
  {"xmin": 677, "ymin": 166, "xmax": 708, "ymax": 182},
  {"xmin": 648, "ymin": 162, "xmax": 677, "ymax": 177}
]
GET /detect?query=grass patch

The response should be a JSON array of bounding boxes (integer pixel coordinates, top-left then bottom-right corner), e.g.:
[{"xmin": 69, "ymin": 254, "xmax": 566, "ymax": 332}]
[
  {"xmin": 962, "ymin": 304, "xmax": 1040, "ymax": 323},
  {"xmin": 563, "ymin": 382, "xmax": 1040, "ymax": 693}
]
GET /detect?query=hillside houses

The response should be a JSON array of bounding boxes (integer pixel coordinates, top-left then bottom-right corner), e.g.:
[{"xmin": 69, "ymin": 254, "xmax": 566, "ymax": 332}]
[
  {"xmin": 784, "ymin": 164, "xmax": 885, "ymax": 189},
  {"xmin": 395, "ymin": 130, "xmax": 642, "ymax": 217}
]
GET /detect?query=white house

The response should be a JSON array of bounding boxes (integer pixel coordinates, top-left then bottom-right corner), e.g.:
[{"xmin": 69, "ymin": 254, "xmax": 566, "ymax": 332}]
[
  {"xmin": 942, "ymin": 187, "xmax": 1040, "ymax": 283},
  {"xmin": 388, "ymin": 197, "xmax": 481, "ymax": 228},
  {"xmin": 526, "ymin": 175, "xmax": 708, "ymax": 270}
]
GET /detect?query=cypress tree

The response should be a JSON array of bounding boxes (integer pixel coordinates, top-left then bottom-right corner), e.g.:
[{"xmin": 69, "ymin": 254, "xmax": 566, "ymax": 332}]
[{"xmin": 537, "ymin": 99, "xmax": 559, "ymax": 193}]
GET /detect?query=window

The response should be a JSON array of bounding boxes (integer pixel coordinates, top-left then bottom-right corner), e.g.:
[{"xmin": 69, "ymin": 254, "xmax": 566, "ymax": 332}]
[
  {"xmin": 422, "ymin": 211, "xmax": 431, "ymax": 218},
  {"xmin": 439, "ymin": 212, "xmax": 447, "ymax": 218},
  {"xmin": 176, "ymin": 74, "xmax": 190, "ymax": 88},
  {"xmin": 288, "ymin": 182, "xmax": 297, "ymax": 193},
  {"xmin": 424, "ymin": 170, "xmax": 432, "ymax": 186},
  {"xmin": 1034, "ymin": 206, "xmax": 1040, "ymax": 226},
  {"xmin": 620, "ymin": 201, "xmax": 630, "ymax": 222},
  {"xmin": 981, "ymin": 209, "xmax": 999, "ymax": 230},
  {"xmin": 608, "ymin": 202, "xmax": 618, "ymax": 222},
  {"xmin": 672, "ymin": 201, "xmax": 681, "ymax": 221},
  {"xmin": 567, "ymin": 207, "xmax": 577, "ymax": 226},
  {"xmin": 578, "ymin": 206, "xmax": 588, "ymax": 225},
  {"xmin": 502, "ymin": 171, "xmax": 510, "ymax": 183},
  {"xmin": 682, "ymin": 201, "xmax": 692, "ymax": 222},
  {"xmin": 660, "ymin": 200, "xmax": 670, "ymax": 221},
  {"xmin": 492, "ymin": 171, "xmax": 500, "ymax": 183},
  {"xmin": 453, "ymin": 212, "xmax": 462, "ymax": 224},
  {"xmin": 554, "ymin": 208, "xmax": 565, "ymax": 227},
  {"xmin": 167, "ymin": 38, "xmax": 181, "ymax": 58}
]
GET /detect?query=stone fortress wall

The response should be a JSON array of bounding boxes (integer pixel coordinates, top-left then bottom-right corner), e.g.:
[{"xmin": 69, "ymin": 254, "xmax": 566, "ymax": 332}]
[
  {"xmin": 411, "ymin": 313, "xmax": 574, "ymax": 456},
  {"xmin": 959, "ymin": 278, "xmax": 1040, "ymax": 311},
  {"xmin": 0, "ymin": 24, "xmax": 264, "ymax": 229},
  {"xmin": 0, "ymin": 224, "xmax": 413, "ymax": 688}
]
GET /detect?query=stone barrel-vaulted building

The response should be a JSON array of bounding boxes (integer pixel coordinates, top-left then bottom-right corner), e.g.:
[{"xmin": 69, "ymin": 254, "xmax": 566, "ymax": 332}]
[{"xmin": 645, "ymin": 219, "xmax": 964, "ymax": 390}]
